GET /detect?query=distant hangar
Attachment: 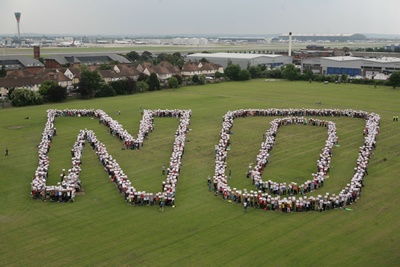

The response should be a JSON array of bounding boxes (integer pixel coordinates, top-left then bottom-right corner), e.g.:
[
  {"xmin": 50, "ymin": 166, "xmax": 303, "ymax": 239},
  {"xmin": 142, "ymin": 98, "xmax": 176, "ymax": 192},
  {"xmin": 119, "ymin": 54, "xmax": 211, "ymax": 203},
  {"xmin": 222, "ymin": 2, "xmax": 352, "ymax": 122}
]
[
  {"xmin": 218, "ymin": 37, "xmax": 266, "ymax": 43},
  {"xmin": 186, "ymin": 53, "xmax": 292, "ymax": 69},
  {"xmin": 279, "ymin": 33, "xmax": 367, "ymax": 42}
]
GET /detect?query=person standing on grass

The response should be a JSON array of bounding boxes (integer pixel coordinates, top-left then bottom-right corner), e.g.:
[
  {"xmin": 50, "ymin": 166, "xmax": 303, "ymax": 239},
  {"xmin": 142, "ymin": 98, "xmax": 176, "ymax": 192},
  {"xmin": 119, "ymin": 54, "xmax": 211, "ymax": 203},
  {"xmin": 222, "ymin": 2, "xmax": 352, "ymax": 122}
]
[
  {"xmin": 162, "ymin": 165, "xmax": 165, "ymax": 175},
  {"xmin": 208, "ymin": 180, "xmax": 211, "ymax": 192},
  {"xmin": 159, "ymin": 200, "xmax": 165, "ymax": 213},
  {"xmin": 244, "ymin": 201, "xmax": 248, "ymax": 213},
  {"xmin": 229, "ymin": 170, "xmax": 232, "ymax": 180},
  {"xmin": 5, "ymin": 147, "xmax": 8, "ymax": 156}
]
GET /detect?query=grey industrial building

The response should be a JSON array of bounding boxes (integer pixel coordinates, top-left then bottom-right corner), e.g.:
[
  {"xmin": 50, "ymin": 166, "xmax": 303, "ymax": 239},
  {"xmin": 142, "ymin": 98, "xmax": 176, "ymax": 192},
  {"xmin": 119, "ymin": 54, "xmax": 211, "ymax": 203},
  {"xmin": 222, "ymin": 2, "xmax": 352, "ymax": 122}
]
[
  {"xmin": 44, "ymin": 53, "xmax": 130, "ymax": 68},
  {"xmin": 0, "ymin": 56, "xmax": 44, "ymax": 71},
  {"xmin": 186, "ymin": 53, "xmax": 292, "ymax": 69},
  {"xmin": 302, "ymin": 56, "xmax": 400, "ymax": 76},
  {"xmin": 279, "ymin": 33, "xmax": 367, "ymax": 42}
]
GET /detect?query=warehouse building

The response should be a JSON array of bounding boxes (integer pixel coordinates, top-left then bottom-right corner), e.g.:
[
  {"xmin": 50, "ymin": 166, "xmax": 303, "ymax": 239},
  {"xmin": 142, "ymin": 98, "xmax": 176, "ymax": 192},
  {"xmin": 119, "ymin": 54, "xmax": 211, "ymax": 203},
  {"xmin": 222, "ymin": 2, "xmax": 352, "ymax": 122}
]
[
  {"xmin": 279, "ymin": 33, "xmax": 366, "ymax": 42},
  {"xmin": 302, "ymin": 56, "xmax": 400, "ymax": 77},
  {"xmin": 44, "ymin": 53, "xmax": 130, "ymax": 68},
  {"xmin": 186, "ymin": 53, "xmax": 292, "ymax": 69},
  {"xmin": 0, "ymin": 56, "xmax": 44, "ymax": 73}
]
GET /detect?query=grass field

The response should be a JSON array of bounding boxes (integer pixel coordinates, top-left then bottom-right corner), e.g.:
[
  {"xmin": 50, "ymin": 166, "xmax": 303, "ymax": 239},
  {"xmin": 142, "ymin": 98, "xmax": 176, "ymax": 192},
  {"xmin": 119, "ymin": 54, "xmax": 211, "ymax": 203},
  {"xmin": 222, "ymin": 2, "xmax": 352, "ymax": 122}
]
[{"xmin": 0, "ymin": 80, "xmax": 399, "ymax": 266}]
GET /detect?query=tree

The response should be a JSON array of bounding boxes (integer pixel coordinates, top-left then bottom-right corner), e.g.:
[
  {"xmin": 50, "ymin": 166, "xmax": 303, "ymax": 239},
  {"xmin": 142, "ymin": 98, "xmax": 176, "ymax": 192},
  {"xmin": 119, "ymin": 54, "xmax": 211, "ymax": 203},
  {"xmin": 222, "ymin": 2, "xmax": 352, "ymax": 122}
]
[
  {"xmin": 10, "ymin": 89, "xmax": 43, "ymax": 107},
  {"xmin": 157, "ymin": 53, "xmax": 167, "ymax": 62},
  {"xmin": 394, "ymin": 47, "xmax": 400, "ymax": 53},
  {"xmin": 224, "ymin": 64, "xmax": 241, "ymax": 81},
  {"xmin": 258, "ymin": 64, "xmax": 267, "ymax": 72},
  {"xmin": 0, "ymin": 65, "xmax": 7, "ymax": 78},
  {"xmin": 141, "ymin": 51, "xmax": 153, "ymax": 61},
  {"xmin": 246, "ymin": 61, "xmax": 251, "ymax": 70},
  {"xmin": 39, "ymin": 80, "xmax": 57, "ymax": 97},
  {"xmin": 341, "ymin": 73, "xmax": 348, "ymax": 83},
  {"xmin": 282, "ymin": 64, "xmax": 300, "ymax": 81},
  {"xmin": 7, "ymin": 88, "xmax": 15, "ymax": 100},
  {"xmin": 99, "ymin": 62, "xmax": 112, "ymax": 70},
  {"xmin": 126, "ymin": 77, "xmax": 137, "ymax": 94},
  {"xmin": 168, "ymin": 77, "xmax": 179, "ymax": 88},
  {"xmin": 389, "ymin": 71, "xmax": 400, "ymax": 89},
  {"xmin": 126, "ymin": 51, "xmax": 140, "ymax": 62},
  {"xmin": 200, "ymin": 58, "xmax": 209, "ymax": 63},
  {"xmin": 303, "ymin": 69, "xmax": 314, "ymax": 81},
  {"xmin": 137, "ymin": 73, "xmax": 149, "ymax": 82},
  {"xmin": 215, "ymin": 71, "xmax": 224, "ymax": 79},
  {"xmin": 198, "ymin": 75, "xmax": 206, "ymax": 85},
  {"xmin": 249, "ymin": 66, "xmax": 261, "ymax": 79},
  {"xmin": 109, "ymin": 80, "xmax": 127, "ymax": 95},
  {"xmin": 173, "ymin": 52, "xmax": 182, "ymax": 58},
  {"xmin": 47, "ymin": 86, "xmax": 67, "ymax": 102},
  {"xmin": 137, "ymin": 81, "xmax": 149, "ymax": 92},
  {"xmin": 191, "ymin": 74, "xmax": 199, "ymax": 84},
  {"xmin": 95, "ymin": 84, "xmax": 116, "ymax": 97},
  {"xmin": 172, "ymin": 74, "xmax": 183, "ymax": 85},
  {"xmin": 78, "ymin": 70, "xmax": 103, "ymax": 98},
  {"xmin": 227, "ymin": 59, "xmax": 233, "ymax": 66},
  {"xmin": 238, "ymin": 69, "xmax": 251, "ymax": 81},
  {"xmin": 146, "ymin": 73, "xmax": 160, "ymax": 91}
]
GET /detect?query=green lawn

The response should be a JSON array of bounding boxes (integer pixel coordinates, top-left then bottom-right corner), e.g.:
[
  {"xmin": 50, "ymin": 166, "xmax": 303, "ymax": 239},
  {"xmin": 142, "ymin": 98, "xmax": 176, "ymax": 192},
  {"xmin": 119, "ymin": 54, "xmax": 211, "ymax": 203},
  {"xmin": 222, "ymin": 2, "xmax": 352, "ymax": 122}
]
[{"xmin": 0, "ymin": 80, "xmax": 399, "ymax": 266}]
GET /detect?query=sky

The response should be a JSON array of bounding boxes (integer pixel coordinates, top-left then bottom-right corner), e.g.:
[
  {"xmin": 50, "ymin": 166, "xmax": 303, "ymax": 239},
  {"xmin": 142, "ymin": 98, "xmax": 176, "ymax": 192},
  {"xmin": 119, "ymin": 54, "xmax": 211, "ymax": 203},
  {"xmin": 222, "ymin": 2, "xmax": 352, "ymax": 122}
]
[{"xmin": 1, "ymin": 0, "xmax": 399, "ymax": 36}]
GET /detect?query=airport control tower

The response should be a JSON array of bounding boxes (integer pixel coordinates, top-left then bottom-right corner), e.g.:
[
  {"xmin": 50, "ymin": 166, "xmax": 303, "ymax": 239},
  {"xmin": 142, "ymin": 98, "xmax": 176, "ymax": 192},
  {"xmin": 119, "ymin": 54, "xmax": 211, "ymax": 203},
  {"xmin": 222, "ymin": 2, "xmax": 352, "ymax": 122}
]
[{"xmin": 15, "ymin": 12, "xmax": 21, "ymax": 40}]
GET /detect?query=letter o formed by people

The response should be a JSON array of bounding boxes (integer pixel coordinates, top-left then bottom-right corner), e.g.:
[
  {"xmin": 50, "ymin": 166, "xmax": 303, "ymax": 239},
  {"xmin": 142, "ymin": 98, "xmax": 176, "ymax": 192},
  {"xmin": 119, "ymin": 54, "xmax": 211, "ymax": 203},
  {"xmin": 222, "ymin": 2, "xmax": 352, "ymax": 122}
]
[
  {"xmin": 213, "ymin": 108, "xmax": 380, "ymax": 212},
  {"xmin": 31, "ymin": 108, "xmax": 191, "ymax": 206}
]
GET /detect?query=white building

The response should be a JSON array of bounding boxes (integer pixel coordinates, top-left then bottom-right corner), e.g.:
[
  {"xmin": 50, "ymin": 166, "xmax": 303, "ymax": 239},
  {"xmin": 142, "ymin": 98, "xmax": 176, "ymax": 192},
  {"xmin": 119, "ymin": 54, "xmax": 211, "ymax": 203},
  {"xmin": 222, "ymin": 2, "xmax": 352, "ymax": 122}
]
[
  {"xmin": 186, "ymin": 53, "xmax": 293, "ymax": 69},
  {"xmin": 302, "ymin": 56, "xmax": 400, "ymax": 77}
]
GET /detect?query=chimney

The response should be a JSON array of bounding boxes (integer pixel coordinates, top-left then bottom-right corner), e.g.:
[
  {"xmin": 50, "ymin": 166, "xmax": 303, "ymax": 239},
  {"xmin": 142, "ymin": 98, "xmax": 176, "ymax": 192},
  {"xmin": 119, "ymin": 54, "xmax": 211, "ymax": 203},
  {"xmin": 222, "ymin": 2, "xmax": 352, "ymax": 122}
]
[{"xmin": 288, "ymin": 32, "xmax": 292, "ymax": 57}]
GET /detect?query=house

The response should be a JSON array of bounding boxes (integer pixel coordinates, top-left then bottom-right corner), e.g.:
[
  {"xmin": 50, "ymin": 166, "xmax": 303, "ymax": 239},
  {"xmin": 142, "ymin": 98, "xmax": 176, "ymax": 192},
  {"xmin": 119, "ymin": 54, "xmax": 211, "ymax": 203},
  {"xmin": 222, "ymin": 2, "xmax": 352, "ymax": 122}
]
[
  {"xmin": 198, "ymin": 62, "xmax": 222, "ymax": 76},
  {"xmin": 97, "ymin": 70, "xmax": 118, "ymax": 83},
  {"xmin": 42, "ymin": 72, "xmax": 73, "ymax": 89},
  {"xmin": 115, "ymin": 65, "xmax": 141, "ymax": 80},
  {"xmin": 181, "ymin": 61, "xmax": 202, "ymax": 77},
  {"xmin": 0, "ymin": 76, "xmax": 44, "ymax": 97}
]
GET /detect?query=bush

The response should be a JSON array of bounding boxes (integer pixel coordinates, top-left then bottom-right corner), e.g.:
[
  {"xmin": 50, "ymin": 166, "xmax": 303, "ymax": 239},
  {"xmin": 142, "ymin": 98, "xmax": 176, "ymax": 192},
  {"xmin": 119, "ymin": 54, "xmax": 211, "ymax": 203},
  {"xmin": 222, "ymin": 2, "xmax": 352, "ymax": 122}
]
[
  {"xmin": 224, "ymin": 64, "xmax": 241, "ymax": 81},
  {"xmin": 95, "ymin": 84, "xmax": 116, "ymax": 97},
  {"xmin": 215, "ymin": 71, "xmax": 224, "ymax": 79},
  {"xmin": 238, "ymin": 69, "xmax": 251, "ymax": 81},
  {"xmin": 10, "ymin": 89, "xmax": 43, "ymax": 107},
  {"xmin": 168, "ymin": 77, "xmax": 179, "ymax": 88},
  {"xmin": 172, "ymin": 74, "xmax": 183, "ymax": 85},
  {"xmin": 137, "ymin": 81, "xmax": 149, "ymax": 92},
  {"xmin": 47, "ymin": 86, "xmax": 67, "ymax": 102},
  {"xmin": 192, "ymin": 74, "xmax": 199, "ymax": 84}
]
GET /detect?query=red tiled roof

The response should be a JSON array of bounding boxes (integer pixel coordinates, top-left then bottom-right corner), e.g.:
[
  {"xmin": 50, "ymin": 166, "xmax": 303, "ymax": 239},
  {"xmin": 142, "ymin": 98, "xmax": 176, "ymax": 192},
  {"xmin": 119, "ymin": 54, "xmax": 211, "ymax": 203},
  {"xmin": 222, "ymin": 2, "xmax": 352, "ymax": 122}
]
[
  {"xmin": 0, "ymin": 76, "xmax": 44, "ymax": 88},
  {"xmin": 182, "ymin": 62, "xmax": 201, "ymax": 72}
]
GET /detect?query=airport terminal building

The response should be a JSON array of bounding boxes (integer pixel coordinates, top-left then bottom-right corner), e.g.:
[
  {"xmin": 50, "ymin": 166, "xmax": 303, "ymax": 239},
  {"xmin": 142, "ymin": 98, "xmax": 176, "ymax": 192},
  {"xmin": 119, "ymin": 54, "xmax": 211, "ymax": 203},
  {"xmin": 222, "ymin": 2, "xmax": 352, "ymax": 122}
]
[
  {"xmin": 186, "ymin": 53, "xmax": 292, "ymax": 69},
  {"xmin": 279, "ymin": 33, "xmax": 367, "ymax": 42},
  {"xmin": 302, "ymin": 56, "xmax": 400, "ymax": 77}
]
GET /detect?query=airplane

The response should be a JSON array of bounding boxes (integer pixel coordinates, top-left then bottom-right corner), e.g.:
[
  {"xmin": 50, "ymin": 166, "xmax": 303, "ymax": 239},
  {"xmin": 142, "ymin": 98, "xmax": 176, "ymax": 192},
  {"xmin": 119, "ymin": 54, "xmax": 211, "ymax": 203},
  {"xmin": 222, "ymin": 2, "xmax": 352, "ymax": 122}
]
[
  {"xmin": 57, "ymin": 39, "xmax": 83, "ymax": 47},
  {"xmin": 132, "ymin": 39, "xmax": 148, "ymax": 45},
  {"xmin": 114, "ymin": 39, "xmax": 132, "ymax": 44}
]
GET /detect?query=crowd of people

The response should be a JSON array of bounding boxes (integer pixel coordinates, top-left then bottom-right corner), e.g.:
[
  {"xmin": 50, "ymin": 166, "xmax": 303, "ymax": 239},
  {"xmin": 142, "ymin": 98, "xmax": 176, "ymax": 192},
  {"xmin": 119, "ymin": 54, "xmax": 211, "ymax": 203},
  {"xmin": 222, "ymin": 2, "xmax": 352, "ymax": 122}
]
[
  {"xmin": 31, "ymin": 108, "xmax": 191, "ymax": 206},
  {"xmin": 213, "ymin": 108, "xmax": 380, "ymax": 212}
]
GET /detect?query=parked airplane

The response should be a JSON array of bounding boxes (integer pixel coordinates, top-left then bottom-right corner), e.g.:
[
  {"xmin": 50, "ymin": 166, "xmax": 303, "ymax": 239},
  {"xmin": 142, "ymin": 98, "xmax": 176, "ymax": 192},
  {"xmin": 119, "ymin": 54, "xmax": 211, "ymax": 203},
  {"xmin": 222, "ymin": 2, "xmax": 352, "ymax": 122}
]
[
  {"xmin": 114, "ymin": 39, "xmax": 132, "ymax": 44},
  {"xmin": 57, "ymin": 39, "xmax": 83, "ymax": 47},
  {"xmin": 132, "ymin": 39, "xmax": 148, "ymax": 45}
]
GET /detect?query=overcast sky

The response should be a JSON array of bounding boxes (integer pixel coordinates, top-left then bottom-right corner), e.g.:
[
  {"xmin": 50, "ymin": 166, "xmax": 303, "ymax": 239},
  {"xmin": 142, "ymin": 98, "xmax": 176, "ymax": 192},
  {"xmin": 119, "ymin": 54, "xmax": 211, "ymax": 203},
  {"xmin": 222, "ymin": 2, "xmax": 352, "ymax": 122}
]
[{"xmin": 1, "ymin": 0, "xmax": 399, "ymax": 36}]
